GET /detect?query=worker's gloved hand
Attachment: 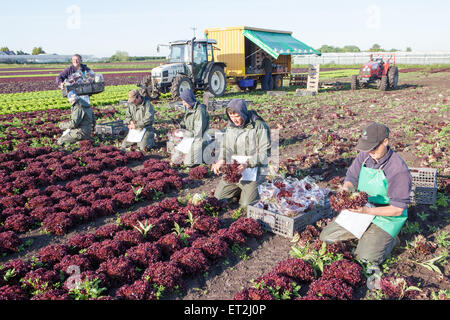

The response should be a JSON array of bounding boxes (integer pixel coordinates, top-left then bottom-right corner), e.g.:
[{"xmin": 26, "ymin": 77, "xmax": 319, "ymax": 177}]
[{"xmin": 59, "ymin": 122, "xmax": 68, "ymax": 130}]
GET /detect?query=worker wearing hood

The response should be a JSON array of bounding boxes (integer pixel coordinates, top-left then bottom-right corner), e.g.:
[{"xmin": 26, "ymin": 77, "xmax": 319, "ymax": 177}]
[
  {"xmin": 57, "ymin": 91, "xmax": 96, "ymax": 145},
  {"xmin": 178, "ymin": 89, "xmax": 210, "ymax": 166},
  {"xmin": 212, "ymin": 99, "xmax": 271, "ymax": 208}
]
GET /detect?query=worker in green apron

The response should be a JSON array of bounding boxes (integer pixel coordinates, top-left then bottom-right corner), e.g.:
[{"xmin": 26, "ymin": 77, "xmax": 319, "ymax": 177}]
[{"xmin": 320, "ymin": 122, "xmax": 412, "ymax": 265}]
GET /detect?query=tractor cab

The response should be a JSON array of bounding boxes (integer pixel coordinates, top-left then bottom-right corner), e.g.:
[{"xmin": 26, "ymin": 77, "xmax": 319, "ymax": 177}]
[
  {"xmin": 141, "ymin": 38, "xmax": 227, "ymax": 99},
  {"xmin": 351, "ymin": 53, "xmax": 398, "ymax": 91}
]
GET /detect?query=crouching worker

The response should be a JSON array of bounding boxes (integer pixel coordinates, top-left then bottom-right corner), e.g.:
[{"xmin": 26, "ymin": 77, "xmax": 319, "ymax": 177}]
[
  {"xmin": 212, "ymin": 99, "xmax": 271, "ymax": 208},
  {"xmin": 320, "ymin": 122, "xmax": 412, "ymax": 266},
  {"xmin": 178, "ymin": 89, "xmax": 210, "ymax": 167},
  {"xmin": 121, "ymin": 89, "xmax": 155, "ymax": 152},
  {"xmin": 57, "ymin": 91, "xmax": 96, "ymax": 146}
]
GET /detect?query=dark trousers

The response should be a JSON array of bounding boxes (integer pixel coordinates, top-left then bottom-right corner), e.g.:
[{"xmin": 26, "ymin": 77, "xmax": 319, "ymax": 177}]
[{"xmin": 263, "ymin": 72, "xmax": 272, "ymax": 91}]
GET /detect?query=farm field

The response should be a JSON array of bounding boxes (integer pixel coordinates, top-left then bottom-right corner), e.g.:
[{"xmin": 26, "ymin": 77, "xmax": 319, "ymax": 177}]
[{"xmin": 0, "ymin": 63, "xmax": 449, "ymax": 301}]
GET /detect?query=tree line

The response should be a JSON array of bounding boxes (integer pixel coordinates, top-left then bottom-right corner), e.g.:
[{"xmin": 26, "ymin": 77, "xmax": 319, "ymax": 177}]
[{"xmin": 317, "ymin": 44, "xmax": 412, "ymax": 53}]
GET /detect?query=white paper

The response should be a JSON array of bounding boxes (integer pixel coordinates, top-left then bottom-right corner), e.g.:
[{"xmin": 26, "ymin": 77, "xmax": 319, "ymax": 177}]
[
  {"xmin": 175, "ymin": 137, "xmax": 194, "ymax": 154},
  {"xmin": 241, "ymin": 167, "xmax": 258, "ymax": 182},
  {"xmin": 335, "ymin": 204, "xmax": 375, "ymax": 239},
  {"xmin": 232, "ymin": 155, "xmax": 251, "ymax": 164},
  {"xmin": 126, "ymin": 128, "xmax": 146, "ymax": 143},
  {"xmin": 62, "ymin": 129, "xmax": 70, "ymax": 137}
]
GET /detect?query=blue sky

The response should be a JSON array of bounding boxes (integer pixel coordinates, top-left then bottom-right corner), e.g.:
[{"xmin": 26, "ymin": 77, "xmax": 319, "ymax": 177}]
[{"xmin": 1, "ymin": 0, "xmax": 449, "ymax": 57}]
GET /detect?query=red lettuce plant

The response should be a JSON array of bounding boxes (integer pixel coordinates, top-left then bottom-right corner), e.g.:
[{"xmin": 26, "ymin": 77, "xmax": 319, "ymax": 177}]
[
  {"xmin": 66, "ymin": 233, "xmax": 97, "ymax": 253},
  {"xmin": 126, "ymin": 242, "xmax": 161, "ymax": 268},
  {"xmin": 193, "ymin": 215, "xmax": 221, "ymax": 235},
  {"xmin": 229, "ymin": 217, "xmax": 264, "ymax": 238},
  {"xmin": 322, "ymin": 259, "xmax": 365, "ymax": 287},
  {"xmin": 30, "ymin": 289, "xmax": 71, "ymax": 300},
  {"xmin": 86, "ymin": 239, "xmax": 126, "ymax": 263},
  {"xmin": 330, "ymin": 190, "xmax": 369, "ymax": 212},
  {"xmin": 21, "ymin": 268, "xmax": 60, "ymax": 294},
  {"xmin": 192, "ymin": 236, "xmax": 229, "ymax": 260},
  {"xmin": 188, "ymin": 165, "xmax": 209, "ymax": 180},
  {"xmin": 0, "ymin": 259, "xmax": 32, "ymax": 286},
  {"xmin": 0, "ymin": 231, "xmax": 22, "ymax": 254},
  {"xmin": 54, "ymin": 254, "xmax": 94, "ymax": 274},
  {"xmin": 94, "ymin": 224, "xmax": 121, "ymax": 240},
  {"xmin": 272, "ymin": 258, "xmax": 315, "ymax": 283},
  {"xmin": 379, "ymin": 275, "xmax": 421, "ymax": 300},
  {"xmin": 116, "ymin": 280, "xmax": 156, "ymax": 300},
  {"xmin": 0, "ymin": 284, "xmax": 29, "ymax": 300},
  {"xmin": 4, "ymin": 214, "xmax": 34, "ymax": 233},
  {"xmin": 234, "ymin": 287, "xmax": 274, "ymax": 300},
  {"xmin": 42, "ymin": 212, "xmax": 74, "ymax": 235},
  {"xmin": 38, "ymin": 244, "xmax": 69, "ymax": 266},
  {"xmin": 142, "ymin": 261, "xmax": 184, "ymax": 291},
  {"xmin": 170, "ymin": 247, "xmax": 210, "ymax": 275},
  {"xmin": 157, "ymin": 233, "xmax": 185, "ymax": 258},
  {"xmin": 307, "ymin": 278, "xmax": 354, "ymax": 300},
  {"xmin": 98, "ymin": 256, "xmax": 137, "ymax": 284},
  {"xmin": 221, "ymin": 160, "xmax": 242, "ymax": 183},
  {"xmin": 112, "ymin": 230, "xmax": 145, "ymax": 248}
]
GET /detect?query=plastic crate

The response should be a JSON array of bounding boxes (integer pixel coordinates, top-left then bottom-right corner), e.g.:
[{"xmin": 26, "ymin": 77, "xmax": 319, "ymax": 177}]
[
  {"xmin": 238, "ymin": 79, "xmax": 255, "ymax": 88},
  {"xmin": 409, "ymin": 167, "xmax": 437, "ymax": 205},
  {"xmin": 62, "ymin": 82, "xmax": 105, "ymax": 97},
  {"xmin": 247, "ymin": 199, "xmax": 334, "ymax": 238},
  {"xmin": 95, "ymin": 120, "xmax": 128, "ymax": 136}
]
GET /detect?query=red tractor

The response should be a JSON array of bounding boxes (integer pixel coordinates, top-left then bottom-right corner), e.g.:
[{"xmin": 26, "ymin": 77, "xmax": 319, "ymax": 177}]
[{"xmin": 351, "ymin": 54, "xmax": 398, "ymax": 91}]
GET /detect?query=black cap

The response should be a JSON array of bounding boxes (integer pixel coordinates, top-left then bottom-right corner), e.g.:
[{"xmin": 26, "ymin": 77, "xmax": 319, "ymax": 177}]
[{"xmin": 356, "ymin": 122, "xmax": 390, "ymax": 152}]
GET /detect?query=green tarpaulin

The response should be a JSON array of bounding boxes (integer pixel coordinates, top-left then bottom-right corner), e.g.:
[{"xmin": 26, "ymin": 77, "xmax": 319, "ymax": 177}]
[{"xmin": 242, "ymin": 29, "xmax": 321, "ymax": 59}]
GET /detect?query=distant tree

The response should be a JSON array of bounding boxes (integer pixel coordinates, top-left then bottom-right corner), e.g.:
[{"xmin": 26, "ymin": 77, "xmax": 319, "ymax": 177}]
[
  {"xmin": 110, "ymin": 50, "xmax": 130, "ymax": 62},
  {"xmin": 32, "ymin": 47, "xmax": 46, "ymax": 55},
  {"xmin": 0, "ymin": 47, "xmax": 10, "ymax": 52},
  {"xmin": 16, "ymin": 50, "xmax": 28, "ymax": 55},
  {"xmin": 342, "ymin": 45, "xmax": 361, "ymax": 52},
  {"xmin": 317, "ymin": 45, "xmax": 340, "ymax": 53},
  {"xmin": 406, "ymin": 47, "xmax": 412, "ymax": 52},
  {"xmin": 369, "ymin": 44, "xmax": 384, "ymax": 52},
  {"xmin": 389, "ymin": 48, "xmax": 399, "ymax": 52}
]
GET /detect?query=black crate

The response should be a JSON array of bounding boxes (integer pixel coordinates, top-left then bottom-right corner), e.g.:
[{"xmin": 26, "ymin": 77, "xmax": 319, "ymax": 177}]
[
  {"xmin": 95, "ymin": 120, "xmax": 128, "ymax": 136},
  {"xmin": 62, "ymin": 82, "xmax": 105, "ymax": 97}
]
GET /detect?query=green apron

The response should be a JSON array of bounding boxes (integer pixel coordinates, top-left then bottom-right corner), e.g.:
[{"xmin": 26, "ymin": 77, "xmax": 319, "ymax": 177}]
[{"xmin": 357, "ymin": 157, "xmax": 407, "ymax": 238}]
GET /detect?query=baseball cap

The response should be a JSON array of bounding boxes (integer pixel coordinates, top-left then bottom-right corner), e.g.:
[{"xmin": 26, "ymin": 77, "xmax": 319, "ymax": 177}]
[
  {"xmin": 128, "ymin": 89, "xmax": 140, "ymax": 103},
  {"xmin": 356, "ymin": 122, "xmax": 390, "ymax": 152}
]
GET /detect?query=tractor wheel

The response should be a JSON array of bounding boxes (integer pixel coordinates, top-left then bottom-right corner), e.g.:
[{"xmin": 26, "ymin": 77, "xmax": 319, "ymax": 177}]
[
  {"xmin": 207, "ymin": 66, "xmax": 226, "ymax": 97},
  {"xmin": 388, "ymin": 66, "xmax": 399, "ymax": 89},
  {"xmin": 379, "ymin": 75, "xmax": 389, "ymax": 91},
  {"xmin": 351, "ymin": 75, "xmax": 359, "ymax": 90},
  {"xmin": 171, "ymin": 75, "xmax": 194, "ymax": 100},
  {"xmin": 140, "ymin": 74, "xmax": 160, "ymax": 100},
  {"xmin": 273, "ymin": 74, "xmax": 283, "ymax": 90}
]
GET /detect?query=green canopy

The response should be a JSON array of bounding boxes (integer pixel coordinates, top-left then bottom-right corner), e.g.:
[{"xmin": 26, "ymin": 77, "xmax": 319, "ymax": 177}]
[{"xmin": 242, "ymin": 29, "xmax": 321, "ymax": 59}]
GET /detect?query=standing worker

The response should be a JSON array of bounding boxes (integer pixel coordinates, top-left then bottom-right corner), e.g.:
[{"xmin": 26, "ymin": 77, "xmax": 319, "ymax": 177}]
[
  {"xmin": 261, "ymin": 54, "xmax": 273, "ymax": 91},
  {"xmin": 121, "ymin": 89, "xmax": 155, "ymax": 152},
  {"xmin": 56, "ymin": 54, "xmax": 92, "ymax": 90},
  {"xmin": 57, "ymin": 91, "xmax": 96, "ymax": 146},
  {"xmin": 178, "ymin": 89, "xmax": 210, "ymax": 167},
  {"xmin": 319, "ymin": 122, "xmax": 412, "ymax": 265},
  {"xmin": 212, "ymin": 99, "xmax": 271, "ymax": 208}
]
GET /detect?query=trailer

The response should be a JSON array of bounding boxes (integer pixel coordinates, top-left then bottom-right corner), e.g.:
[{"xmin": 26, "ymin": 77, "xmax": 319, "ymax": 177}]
[{"xmin": 204, "ymin": 26, "xmax": 321, "ymax": 90}]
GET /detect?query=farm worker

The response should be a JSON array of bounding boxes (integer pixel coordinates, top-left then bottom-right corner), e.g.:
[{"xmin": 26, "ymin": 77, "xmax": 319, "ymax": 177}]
[
  {"xmin": 212, "ymin": 99, "xmax": 271, "ymax": 208},
  {"xmin": 121, "ymin": 89, "xmax": 155, "ymax": 152},
  {"xmin": 319, "ymin": 122, "xmax": 412, "ymax": 265},
  {"xmin": 56, "ymin": 54, "xmax": 92, "ymax": 90},
  {"xmin": 178, "ymin": 89, "xmax": 210, "ymax": 167},
  {"xmin": 261, "ymin": 54, "xmax": 273, "ymax": 91},
  {"xmin": 57, "ymin": 91, "xmax": 96, "ymax": 146}
]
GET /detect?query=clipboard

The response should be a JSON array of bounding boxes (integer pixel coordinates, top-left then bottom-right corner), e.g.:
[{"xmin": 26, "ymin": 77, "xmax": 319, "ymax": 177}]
[
  {"xmin": 334, "ymin": 203, "xmax": 376, "ymax": 239},
  {"xmin": 126, "ymin": 128, "xmax": 146, "ymax": 143}
]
